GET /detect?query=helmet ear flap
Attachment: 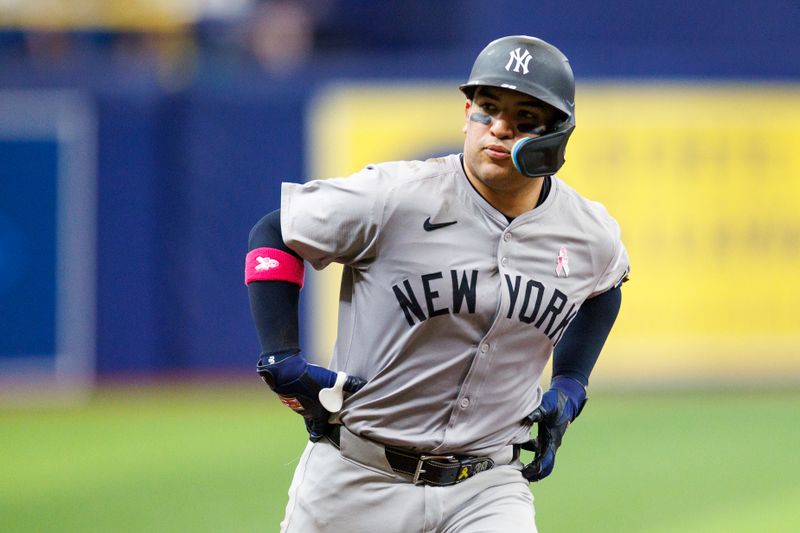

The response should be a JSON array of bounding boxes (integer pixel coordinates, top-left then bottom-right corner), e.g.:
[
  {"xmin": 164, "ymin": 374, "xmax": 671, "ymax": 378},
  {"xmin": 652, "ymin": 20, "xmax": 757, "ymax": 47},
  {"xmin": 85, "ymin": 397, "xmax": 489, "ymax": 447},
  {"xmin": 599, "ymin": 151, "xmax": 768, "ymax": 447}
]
[{"xmin": 511, "ymin": 124, "xmax": 575, "ymax": 178}]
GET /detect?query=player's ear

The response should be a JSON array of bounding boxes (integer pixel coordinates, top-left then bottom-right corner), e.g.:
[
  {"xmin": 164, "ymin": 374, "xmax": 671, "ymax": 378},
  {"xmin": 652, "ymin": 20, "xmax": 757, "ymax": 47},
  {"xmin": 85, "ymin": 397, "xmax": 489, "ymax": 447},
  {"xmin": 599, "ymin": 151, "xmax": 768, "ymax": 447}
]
[{"xmin": 463, "ymin": 99, "xmax": 471, "ymax": 134}]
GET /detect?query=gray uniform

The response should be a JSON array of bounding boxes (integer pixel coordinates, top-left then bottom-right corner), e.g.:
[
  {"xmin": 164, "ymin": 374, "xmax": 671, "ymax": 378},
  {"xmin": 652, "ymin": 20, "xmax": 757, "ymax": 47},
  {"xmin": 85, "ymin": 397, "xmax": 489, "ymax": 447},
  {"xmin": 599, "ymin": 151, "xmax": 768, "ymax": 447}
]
[{"xmin": 278, "ymin": 154, "xmax": 629, "ymax": 531}]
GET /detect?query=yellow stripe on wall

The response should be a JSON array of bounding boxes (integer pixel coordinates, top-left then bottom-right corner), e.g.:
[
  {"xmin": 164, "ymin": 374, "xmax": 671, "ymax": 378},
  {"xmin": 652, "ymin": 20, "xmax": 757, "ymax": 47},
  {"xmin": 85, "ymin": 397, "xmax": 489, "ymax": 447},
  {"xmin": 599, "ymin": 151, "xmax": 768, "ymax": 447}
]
[
  {"xmin": 308, "ymin": 82, "xmax": 800, "ymax": 384},
  {"xmin": 565, "ymin": 84, "xmax": 800, "ymax": 384}
]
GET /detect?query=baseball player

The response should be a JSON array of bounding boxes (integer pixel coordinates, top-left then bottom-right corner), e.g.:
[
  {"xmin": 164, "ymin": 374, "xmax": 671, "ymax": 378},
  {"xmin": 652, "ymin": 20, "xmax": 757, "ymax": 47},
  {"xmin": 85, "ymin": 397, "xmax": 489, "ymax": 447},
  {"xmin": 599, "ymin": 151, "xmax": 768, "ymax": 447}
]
[{"xmin": 245, "ymin": 35, "xmax": 629, "ymax": 532}]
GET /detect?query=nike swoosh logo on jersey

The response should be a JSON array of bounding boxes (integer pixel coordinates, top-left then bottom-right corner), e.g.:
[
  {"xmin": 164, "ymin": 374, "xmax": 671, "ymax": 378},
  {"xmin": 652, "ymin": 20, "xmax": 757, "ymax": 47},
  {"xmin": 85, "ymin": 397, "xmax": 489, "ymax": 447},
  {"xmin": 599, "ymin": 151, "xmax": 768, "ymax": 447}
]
[{"xmin": 423, "ymin": 217, "xmax": 458, "ymax": 231}]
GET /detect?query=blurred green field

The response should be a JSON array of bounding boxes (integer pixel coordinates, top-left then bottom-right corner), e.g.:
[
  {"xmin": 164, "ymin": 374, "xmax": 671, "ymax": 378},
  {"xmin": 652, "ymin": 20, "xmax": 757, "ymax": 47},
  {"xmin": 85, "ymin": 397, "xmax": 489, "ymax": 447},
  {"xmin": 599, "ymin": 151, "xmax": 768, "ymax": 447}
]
[{"xmin": 2, "ymin": 382, "xmax": 799, "ymax": 532}]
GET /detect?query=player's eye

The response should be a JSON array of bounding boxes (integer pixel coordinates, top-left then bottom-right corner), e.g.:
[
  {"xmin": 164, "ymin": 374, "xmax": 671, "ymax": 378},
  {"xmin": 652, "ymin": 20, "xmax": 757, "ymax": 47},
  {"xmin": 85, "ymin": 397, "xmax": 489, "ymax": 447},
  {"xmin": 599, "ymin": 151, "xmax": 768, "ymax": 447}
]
[
  {"xmin": 517, "ymin": 123, "xmax": 547, "ymax": 135},
  {"xmin": 479, "ymin": 102, "xmax": 498, "ymax": 114},
  {"xmin": 516, "ymin": 111, "xmax": 548, "ymax": 135}
]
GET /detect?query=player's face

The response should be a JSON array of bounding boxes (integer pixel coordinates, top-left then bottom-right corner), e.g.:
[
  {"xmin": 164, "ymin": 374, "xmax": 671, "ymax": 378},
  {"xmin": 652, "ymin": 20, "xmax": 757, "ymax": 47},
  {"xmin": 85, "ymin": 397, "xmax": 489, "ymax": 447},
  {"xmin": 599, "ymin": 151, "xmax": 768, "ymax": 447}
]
[{"xmin": 462, "ymin": 86, "xmax": 555, "ymax": 189}]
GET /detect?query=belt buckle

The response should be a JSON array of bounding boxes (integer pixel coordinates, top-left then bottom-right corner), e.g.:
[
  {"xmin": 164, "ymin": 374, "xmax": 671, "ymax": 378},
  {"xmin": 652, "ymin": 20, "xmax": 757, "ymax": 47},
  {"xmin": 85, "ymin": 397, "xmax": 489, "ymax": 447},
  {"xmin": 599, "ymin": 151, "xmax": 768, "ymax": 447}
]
[{"xmin": 412, "ymin": 454, "xmax": 458, "ymax": 485}]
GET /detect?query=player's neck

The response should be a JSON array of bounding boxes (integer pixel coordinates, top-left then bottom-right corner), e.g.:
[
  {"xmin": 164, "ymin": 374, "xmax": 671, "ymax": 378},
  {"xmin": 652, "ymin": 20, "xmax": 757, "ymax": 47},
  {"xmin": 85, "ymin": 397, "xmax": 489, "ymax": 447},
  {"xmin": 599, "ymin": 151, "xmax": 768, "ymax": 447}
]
[{"xmin": 466, "ymin": 173, "xmax": 544, "ymax": 219}]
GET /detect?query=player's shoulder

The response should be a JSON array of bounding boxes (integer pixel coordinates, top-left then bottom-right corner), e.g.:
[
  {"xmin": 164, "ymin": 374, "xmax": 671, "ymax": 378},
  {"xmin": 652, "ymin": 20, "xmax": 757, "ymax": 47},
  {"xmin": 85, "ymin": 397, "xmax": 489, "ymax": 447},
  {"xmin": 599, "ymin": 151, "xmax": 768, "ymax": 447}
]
[
  {"xmin": 287, "ymin": 155, "xmax": 459, "ymax": 205},
  {"xmin": 364, "ymin": 154, "xmax": 462, "ymax": 187},
  {"xmin": 552, "ymin": 176, "xmax": 623, "ymax": 241}
]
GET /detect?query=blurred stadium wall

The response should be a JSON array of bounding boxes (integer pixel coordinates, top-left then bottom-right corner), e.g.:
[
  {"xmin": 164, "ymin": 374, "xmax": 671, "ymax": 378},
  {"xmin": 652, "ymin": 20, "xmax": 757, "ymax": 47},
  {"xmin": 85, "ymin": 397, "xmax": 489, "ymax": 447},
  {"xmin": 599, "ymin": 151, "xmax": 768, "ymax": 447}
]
[{"xmin": 0, "ymin": 1, "xmax": 798, "ymax": 394}]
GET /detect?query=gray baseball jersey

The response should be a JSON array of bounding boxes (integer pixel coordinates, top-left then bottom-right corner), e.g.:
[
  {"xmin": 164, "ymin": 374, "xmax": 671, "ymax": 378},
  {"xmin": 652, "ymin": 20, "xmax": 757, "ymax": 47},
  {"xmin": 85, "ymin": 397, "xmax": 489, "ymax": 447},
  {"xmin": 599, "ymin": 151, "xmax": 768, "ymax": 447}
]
[{"xmin": 281, "ymin": 153, "xmax": 629, "ymax": 456}]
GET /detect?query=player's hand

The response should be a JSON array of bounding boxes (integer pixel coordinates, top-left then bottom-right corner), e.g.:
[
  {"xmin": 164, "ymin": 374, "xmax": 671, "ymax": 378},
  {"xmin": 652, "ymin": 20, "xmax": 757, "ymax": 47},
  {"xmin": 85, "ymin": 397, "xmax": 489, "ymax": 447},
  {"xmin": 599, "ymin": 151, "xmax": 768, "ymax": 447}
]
[
  {"xmin": 521, "ymin": 376, "xmax": 587, "ymax": 482},
  {"xmin": 257, "ymin": 352, "xmax": 367, "ymax": 441}
]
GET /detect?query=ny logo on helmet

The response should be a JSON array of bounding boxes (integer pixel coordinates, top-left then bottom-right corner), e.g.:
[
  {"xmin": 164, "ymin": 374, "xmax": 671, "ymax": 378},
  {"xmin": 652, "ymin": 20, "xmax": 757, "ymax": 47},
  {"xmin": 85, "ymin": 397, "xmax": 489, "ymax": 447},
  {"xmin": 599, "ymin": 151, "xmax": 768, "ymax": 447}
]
[{"xmin": 505, "ymin": 48, "xmax": 532, "ymax": 74}]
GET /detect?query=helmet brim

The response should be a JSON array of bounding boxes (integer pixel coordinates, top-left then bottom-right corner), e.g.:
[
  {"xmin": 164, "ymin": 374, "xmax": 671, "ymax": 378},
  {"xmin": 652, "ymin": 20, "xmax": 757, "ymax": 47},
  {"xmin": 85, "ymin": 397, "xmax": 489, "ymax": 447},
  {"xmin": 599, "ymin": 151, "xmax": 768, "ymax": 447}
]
[{"xmin": 459, "ymin": 80, "xmax": 572, "ymax": 122}]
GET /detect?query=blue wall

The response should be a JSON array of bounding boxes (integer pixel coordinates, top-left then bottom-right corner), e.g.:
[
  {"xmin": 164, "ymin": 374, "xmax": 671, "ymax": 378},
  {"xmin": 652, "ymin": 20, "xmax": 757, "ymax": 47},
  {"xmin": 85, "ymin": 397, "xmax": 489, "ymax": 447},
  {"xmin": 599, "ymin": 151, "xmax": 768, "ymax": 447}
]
[
  {"xmin": 91, "ymin": 84, "xmax": 309, "ymax": 376},
  {"xmin": 0, "ymin": 140, "xmax": 58, "ymax": 356},
  {"xmin": 1, "ymin": 1, "xmax": 798, "ymax": 377}
]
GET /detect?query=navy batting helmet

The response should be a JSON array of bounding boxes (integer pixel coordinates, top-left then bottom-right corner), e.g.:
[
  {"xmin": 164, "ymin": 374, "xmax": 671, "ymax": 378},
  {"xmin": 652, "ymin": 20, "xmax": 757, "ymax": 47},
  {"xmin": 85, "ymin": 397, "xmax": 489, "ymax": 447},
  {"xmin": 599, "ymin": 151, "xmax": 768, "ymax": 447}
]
[{"xmin": 460, "ymin": 36, "xmax": 576, "ymax": 177}]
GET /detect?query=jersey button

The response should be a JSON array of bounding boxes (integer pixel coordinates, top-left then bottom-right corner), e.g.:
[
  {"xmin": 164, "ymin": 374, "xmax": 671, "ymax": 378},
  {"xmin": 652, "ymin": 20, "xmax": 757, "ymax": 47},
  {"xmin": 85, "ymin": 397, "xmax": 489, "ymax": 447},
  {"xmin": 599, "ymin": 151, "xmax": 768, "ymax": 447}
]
[
  {"xmin": 500, "ymin": 257, "xmax": 508, "ymax": 267},
  {"xmin": 480, "ymin": 343, "xmax": 489, "ymax": 353},
  {"xmin": 503, "ymin": 233, "xmax": 512, "ymax": 242},
  {"xmin": 460, "ymin": 398, "xmax": 470, "ymax": 409}
]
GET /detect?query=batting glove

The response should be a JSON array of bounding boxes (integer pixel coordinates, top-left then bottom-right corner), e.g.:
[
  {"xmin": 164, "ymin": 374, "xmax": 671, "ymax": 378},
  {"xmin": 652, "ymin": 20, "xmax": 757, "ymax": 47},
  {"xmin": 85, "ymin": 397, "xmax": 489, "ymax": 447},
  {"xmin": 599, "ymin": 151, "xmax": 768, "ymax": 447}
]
[
  {"xmin": 257, "ymin": 352, "xmax": 366, "ymax": 441},
  {"xmin": 521, "ymin": 376, "xmax": 588, "ymax": 482}
]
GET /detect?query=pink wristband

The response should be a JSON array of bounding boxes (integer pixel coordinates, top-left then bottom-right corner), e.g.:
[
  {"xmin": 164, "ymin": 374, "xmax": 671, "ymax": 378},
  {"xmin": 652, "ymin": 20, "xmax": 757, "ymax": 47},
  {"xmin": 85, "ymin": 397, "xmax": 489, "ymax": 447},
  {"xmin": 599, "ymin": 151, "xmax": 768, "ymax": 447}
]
[{"xmin": 244, "ymin": 248, "xmax": 305, "ymax": 287}]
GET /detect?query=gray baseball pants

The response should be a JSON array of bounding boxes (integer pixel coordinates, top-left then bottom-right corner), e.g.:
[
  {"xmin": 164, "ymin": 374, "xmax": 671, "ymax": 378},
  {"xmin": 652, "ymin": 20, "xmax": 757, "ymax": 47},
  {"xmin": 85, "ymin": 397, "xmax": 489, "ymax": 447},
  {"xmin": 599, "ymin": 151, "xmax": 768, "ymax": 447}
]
[{"xmin": 280, "ymin": 427, "xmax": 537, "ymax": 532}]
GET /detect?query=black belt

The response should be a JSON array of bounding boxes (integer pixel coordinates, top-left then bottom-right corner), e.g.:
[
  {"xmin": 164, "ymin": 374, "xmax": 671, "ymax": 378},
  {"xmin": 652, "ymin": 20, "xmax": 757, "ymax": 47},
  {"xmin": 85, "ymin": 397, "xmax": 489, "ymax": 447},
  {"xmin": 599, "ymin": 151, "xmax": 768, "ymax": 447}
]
[{"xmin": 326, "ymin": 425, "xmax": 513, "ymax": 487}]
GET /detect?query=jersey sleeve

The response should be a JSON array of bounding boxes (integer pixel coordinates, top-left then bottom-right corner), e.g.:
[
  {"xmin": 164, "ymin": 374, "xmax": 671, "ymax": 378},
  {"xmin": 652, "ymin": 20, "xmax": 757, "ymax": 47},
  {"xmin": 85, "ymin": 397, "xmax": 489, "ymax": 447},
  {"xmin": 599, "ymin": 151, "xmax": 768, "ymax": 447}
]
[
  {"xmin": 589, "ymin": 217, "xmax": 630, "ymax": 297},
  {"xmin": 280, "ymin": 166, "xmax": 386, "ymax": 270}
]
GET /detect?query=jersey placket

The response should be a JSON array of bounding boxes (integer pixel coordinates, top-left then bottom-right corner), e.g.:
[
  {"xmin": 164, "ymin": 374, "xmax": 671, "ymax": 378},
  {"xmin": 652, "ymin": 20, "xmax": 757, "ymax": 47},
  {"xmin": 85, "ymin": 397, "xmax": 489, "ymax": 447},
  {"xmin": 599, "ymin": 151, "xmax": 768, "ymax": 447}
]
[{"xmin": 436, "ymin": 225, "xmax": 516, "ymax": 452}]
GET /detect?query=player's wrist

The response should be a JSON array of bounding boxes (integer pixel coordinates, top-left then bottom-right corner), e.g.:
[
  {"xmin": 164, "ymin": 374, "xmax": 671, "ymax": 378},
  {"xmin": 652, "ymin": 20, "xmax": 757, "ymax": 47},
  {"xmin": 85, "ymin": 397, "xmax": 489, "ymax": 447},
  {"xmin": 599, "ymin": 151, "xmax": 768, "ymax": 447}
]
[
  {"xmin": 257, "ymin": 351, "xmax": 342, "ymax": 392},
  {"xmin": 550, "ymin": 375, "xmax": 587, "ymax": 419},
  {"xmin": 256, "ymin": 350, "xmax": 305, "ymax": 388}
]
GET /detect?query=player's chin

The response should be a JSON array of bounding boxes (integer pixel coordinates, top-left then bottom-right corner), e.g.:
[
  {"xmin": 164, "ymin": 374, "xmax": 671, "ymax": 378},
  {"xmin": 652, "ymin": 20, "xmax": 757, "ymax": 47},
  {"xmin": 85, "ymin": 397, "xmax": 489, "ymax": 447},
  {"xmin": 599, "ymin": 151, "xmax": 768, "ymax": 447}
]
[{"xmin": 478, "ymin": 158, "xmax": 515, "ymax": 180}]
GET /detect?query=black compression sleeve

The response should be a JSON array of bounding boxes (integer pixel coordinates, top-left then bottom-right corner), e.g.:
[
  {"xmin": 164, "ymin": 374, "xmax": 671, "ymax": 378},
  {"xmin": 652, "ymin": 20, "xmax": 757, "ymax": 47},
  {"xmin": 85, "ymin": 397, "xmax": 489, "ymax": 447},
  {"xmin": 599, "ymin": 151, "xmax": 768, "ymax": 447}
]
[
  {"xmin": 552, "ymin": 286, "xmax": 622, "ymax": 387},
  {"xmin": 248, "ymin": 209, "xmax": 301, "ymax": 258},
  {"xmin": 247, "ymin": 209, "xmax": 301, "ymax": 357}
]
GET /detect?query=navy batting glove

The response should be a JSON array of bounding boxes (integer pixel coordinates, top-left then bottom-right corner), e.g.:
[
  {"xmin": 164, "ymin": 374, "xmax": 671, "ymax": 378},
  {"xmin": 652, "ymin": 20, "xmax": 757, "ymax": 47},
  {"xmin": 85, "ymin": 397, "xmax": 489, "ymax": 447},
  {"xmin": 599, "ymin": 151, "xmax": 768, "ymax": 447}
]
[
  {"xmin": 257, "ymin": 352, "xmax": 366, "ymax": 442},
  {"xmin": 521, "ymin": 376, "xmax": 587, "ymax": 482}
]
